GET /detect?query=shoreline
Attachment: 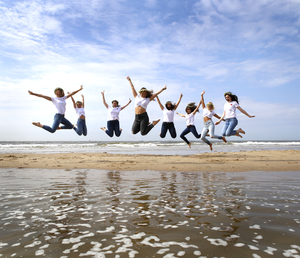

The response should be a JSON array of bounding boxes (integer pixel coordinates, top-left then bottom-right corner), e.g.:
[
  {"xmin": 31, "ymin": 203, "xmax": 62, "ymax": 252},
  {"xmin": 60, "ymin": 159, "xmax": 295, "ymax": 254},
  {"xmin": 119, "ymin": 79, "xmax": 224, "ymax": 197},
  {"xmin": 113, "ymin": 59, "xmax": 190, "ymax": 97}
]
[{"xmin": 0, "ymin": 149, "xmax": 299, "ymax": 172}]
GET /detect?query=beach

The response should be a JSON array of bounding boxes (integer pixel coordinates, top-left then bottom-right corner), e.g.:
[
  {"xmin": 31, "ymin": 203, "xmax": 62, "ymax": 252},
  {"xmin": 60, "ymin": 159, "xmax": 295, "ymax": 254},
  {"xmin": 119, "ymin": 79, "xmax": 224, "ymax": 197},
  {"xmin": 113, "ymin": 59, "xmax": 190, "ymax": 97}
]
[{"xmin": 1, "ymin": 149, "xmax": 299, "ymax": 172}]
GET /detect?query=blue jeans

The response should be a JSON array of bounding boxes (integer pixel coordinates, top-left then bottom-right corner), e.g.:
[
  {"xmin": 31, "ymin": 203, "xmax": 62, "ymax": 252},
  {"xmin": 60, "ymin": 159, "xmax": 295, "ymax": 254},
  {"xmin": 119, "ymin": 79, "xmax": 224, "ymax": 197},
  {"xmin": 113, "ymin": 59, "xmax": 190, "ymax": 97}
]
[
  {"xmin": 42, "ymin": 113, "xmax": 73, "ymax": 133},
  {"xmin": 201, "ymin": 120, "xmax": 222, "ymax": 145},
  {"xmin": 106, "ymin": 120, "xmax": 122, "ymax": 137},
  {"xmin": 73, "ymin": 118, "xmax": 87, "ymax": 136},
  {"xmin": 132, "ymin": 112, "xmax": 154, "ymax": 136},
  {"xmin": 180, "ymin": 125, "xmax": 201, "ymax": 145},
  {"xmin": 222, "ymin": 118, "xmax": 238, "ymax": 137},
  {"xmin": 160, "ymin": 122, "xmax": 176, "ymax": 138}
]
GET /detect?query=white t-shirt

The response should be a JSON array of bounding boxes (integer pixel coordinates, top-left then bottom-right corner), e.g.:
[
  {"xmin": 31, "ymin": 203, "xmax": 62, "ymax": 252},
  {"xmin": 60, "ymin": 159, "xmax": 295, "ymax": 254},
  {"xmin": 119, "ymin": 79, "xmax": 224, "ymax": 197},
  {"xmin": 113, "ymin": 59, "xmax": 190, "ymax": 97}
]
[
  {"xmin": 224, "ymin": 101, "xmax": 240, "ymax": 119},
  {"xmin": 163, "ymin": 108, "xmax": 175, "ymax": 122},
  {"xmin": 76, "ymin": 107, "xmax": 85, "ymax": 118},
  {"xmin": 51, "ymin": 96, "xmax": 67, "ymax": 114},
  {"xmin": 108, "ymin": 106, "xmax": 121, "ymax": 120},
  {"xmin": 135, "ymin": 95, "xmax": 150, "ymax": 110},
  {"xmin": 185, "ymin": 113, "xmax": 195, "ymax": 126},
  {"xmin": 203, "ymin": 107, "xmax": 216, "ymax": 119}
]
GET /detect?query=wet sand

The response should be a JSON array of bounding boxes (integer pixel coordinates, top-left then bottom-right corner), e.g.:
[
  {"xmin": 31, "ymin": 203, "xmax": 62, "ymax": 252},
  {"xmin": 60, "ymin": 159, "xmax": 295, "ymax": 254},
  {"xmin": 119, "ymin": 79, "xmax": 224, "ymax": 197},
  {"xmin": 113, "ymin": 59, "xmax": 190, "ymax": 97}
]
[{"xmin": 0, "ymin": 149, "xmax": 299, "ymax": 171}]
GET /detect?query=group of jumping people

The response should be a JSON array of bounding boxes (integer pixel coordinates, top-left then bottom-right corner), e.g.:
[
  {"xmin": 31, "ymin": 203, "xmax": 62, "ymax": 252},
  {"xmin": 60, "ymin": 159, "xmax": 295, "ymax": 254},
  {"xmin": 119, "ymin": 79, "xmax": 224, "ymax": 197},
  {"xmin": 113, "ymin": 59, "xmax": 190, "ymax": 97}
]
[{"xmin": 28, "ymin": 76, "xmax": 255, "ymax": 150}]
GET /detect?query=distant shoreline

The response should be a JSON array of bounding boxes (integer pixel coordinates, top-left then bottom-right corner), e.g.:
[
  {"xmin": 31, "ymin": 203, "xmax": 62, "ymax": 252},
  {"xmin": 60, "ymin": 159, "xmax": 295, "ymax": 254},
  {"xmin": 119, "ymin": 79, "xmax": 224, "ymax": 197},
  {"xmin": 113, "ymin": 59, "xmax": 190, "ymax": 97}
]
[{"xmin": 0, "ymin": 150, "xmax": 299, "ymax": 172}]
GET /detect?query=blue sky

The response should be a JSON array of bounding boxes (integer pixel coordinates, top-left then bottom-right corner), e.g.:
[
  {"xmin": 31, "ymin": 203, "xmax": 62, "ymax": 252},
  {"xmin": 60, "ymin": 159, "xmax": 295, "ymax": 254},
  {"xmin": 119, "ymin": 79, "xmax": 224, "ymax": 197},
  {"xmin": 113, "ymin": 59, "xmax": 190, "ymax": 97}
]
[{"xmin": 1, "ymin": 0, "xmax": 300, "ymax": 142}]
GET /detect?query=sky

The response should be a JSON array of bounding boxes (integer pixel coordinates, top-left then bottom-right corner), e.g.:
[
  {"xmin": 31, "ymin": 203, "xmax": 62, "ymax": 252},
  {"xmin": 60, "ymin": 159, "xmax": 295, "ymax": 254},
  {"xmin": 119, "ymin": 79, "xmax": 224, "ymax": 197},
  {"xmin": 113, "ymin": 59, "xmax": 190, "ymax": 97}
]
[{"xmin": 1, "ymin": 0, "xmax": 300, "ymax": 142}]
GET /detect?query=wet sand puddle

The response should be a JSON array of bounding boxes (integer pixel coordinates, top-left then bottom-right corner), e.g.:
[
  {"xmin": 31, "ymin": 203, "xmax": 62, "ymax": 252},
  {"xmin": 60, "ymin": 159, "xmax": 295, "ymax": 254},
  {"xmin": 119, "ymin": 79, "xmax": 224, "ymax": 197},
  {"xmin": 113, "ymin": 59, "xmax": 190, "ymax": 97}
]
[{"xmin": 0, "ymin": 168, "xmax": 299, "ymax": 258}]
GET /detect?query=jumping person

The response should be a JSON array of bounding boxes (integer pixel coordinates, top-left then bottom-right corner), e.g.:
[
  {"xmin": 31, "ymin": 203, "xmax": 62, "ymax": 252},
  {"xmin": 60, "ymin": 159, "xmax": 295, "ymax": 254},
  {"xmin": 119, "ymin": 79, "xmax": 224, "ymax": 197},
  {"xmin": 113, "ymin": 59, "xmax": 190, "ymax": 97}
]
[
  {"xmin": 28, "ymin": 85, "xmax": 83, "ymax": 133},
  {"xmin": 156, "ymin": 93, "xmax": 183, "ymax": 138},
  {"xmin": 215, "ymin": 91, "xmax": 255, "ymax": 138},
  {"xmin": 200, "ymin": 91, "xmax": 226, "ymax": 151},
  {"xmin": 126, "ymin": 76, "xmax": 167, "ymax": 135},
  {"xmin": 100, "ymin": 90, "xmax": 132, "ymax": 137},
  {"xmin": 68, "ymin": 94, "xmax": 87, "ymax": 136},
  {"xmin": 177, "ymin": 98, "xmax": 203, "ymax": 149}
]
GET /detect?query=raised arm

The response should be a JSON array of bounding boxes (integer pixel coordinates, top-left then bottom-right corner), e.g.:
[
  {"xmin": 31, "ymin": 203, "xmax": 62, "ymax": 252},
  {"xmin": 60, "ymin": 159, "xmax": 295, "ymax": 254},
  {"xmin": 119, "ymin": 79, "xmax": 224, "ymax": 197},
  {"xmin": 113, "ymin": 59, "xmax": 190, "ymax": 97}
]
[
  {"xmin": 28, "ymin": 90, "xmax": 51, "ymax": 101},
  {"xmin": 192, "ymin": 100, "xmax": 202, "ymax": 115},
  {"xmin": 174, "ymin": 93, "xmax": 183, "ymax": 110},
  {"xmin": 215, "ymin": 111, "xmax": 225, "ymax": 125},
  {"xmin": 81, "ymin": 94, "xmax": 85, "ymax": 108},
  {"xmin": 121, "ymin": 98, "xmax": 132, "ymax": 110},
  {"xmin": 150, "ymin": 85, "xmax": 167, "ymax": 101},
  {"xmin": 101, "ymin": 91, "xmax": 108, "ymax": 109},
  {"xmin": 67, "ymin": 85, "xmax": 83, "ymax": 99},
  {"xmin": 201, "ymin": 91, "xmax": 205, "ymax": 109},
  {"xmin": 156, "ymin": 96, "xmax": 164, "ymax": 110},
  {"xmin": 237, "ymin": 106, "xmax": 255, "ymax": 118},
  {"xmin": 127, "ymin": 76, "xmax": 138, "ymax": 98},
  {"xmin": 176, "ymin": 112, "xmax": 186, "ymax": 118}
]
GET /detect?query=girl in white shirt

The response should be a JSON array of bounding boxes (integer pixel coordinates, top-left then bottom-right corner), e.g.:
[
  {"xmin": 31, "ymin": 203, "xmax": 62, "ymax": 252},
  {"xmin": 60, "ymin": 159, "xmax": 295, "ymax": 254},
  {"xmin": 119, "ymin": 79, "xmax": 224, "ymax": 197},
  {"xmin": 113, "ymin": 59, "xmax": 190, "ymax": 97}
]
[
  {"xmin": 200, "ymin": 91, "xmax": 227, "ymax": 151},
  {"xmin": 69, "ymin": 94, "xmax": 87, "ymax": 136},
  {"xmin": 127, "ymin": 76, "xmax": 167, "ymax": 136},
  {"xmin": 28, "ymin": 86, "xmax": 83, "ymax": 133},
  {"xmin": 101, "ymin": 91, "xmax": 132, "ymax": 137},
  {"xmin": 156, "ymin": 94, "xmax": 182, "ymax": 138},
  {"xmin": 215, "ymin": 92, "xmax": 255, "ymax": 138},
  {"xmin": 177, "ymin": 98, "xmax": 203, "ymax": 149}
]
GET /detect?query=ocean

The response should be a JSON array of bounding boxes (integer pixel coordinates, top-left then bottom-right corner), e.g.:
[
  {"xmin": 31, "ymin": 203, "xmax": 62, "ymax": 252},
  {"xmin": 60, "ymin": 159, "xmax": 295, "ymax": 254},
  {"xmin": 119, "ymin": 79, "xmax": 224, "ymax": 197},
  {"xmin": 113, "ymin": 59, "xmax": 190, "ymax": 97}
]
[{"xmin": 1, "ymin": 140, "xmax": 300, "ymax": 155}]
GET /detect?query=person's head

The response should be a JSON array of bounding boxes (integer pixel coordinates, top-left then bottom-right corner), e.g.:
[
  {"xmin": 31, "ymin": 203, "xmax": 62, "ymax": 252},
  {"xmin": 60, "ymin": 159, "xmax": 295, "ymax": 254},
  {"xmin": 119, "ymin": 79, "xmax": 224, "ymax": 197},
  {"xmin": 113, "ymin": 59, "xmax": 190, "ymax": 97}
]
[
  {"xmin": 224, "ymin": 91, "xmax": 239, "ymax": 103},
  {"xmin": 206, "ymin": 102, "xmax": 215, "ymax": 111},
  {"xmin": 112, "ymin": 100, "xmax": 119, "ymax": 107},
  {"xmin": 165, "ymin": 101, "xmax": 175, "ymax": 110},
  {"xmin": 185, "ymin": 102, "xmax": 198, "ymax": 114},
  {"xmin": 139, "ymin": 88, "xmax": 153, "ymax": 98},
  {"xmin": 76, "ymin": 101, "xmax": 82, "ymax": 108},
  {"xmin": 54, "ymin": 87, "xmax": 65, "ymax": 97}
]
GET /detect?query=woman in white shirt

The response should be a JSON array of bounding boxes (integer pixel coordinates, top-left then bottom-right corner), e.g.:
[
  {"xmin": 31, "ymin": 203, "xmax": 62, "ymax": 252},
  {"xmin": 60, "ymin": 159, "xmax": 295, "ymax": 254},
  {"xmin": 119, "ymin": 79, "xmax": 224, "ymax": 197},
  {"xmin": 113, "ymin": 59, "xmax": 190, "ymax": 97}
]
[
  {"xmin": 127, "ymin": 76, "xmax": 167, "ymax": 135},
  {"xmin": 28, "ymin": 85, "xmax": 83, "ymax": 133},
  {"xmin": 156, "ymin": 94, "xmax": 182, "ymax": 138},
  {"xmin": 200, "ymin": 91, "xmax": 226, "ymax": 151},
  {"xmin": 100, "ymin": 91, "xmax": 132, "ymax": 137},
  {"xmin": 176, "ymin": 99, "xmax": 202, "ymax": 149},
  {"xmin": 215, "ymin": 92, "xmax": 255, "ymax": 138},
  {"xmin": 69, "ymin": 94, "xmax": 87, "ymax": 136}
]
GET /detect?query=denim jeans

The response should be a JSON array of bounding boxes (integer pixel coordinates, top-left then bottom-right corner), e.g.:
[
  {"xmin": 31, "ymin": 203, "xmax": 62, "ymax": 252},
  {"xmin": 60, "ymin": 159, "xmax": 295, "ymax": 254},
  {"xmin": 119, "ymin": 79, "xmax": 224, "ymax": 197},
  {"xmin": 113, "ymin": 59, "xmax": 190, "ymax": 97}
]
[
  {"xmin": 222, "ymin": 118, "xmax": 238, "ymax": 136},
  {"xmin": 132, "ymin": 112, "xmax": 154, "ymax": 136},
  {"xmin": 73, "ymin": 118, "xmax": 87, "ymax": 136},
  {"xmin": 160, "ymin": 122, "xmax": 177, "ymax": 138},
  {"xmin": 180, "ymin": 125, "xmax": 201, "ymax": 145},
  {"xmin": 42, "ymin": 113, "xmax": 73, "ymax": 133},
  {"xmin": 201, "ymin": 120, "xmax": 222, "ymax": 145},
  {"xmin": 105, "ymin": 120, "xmax": 121, "ymax": 137}
]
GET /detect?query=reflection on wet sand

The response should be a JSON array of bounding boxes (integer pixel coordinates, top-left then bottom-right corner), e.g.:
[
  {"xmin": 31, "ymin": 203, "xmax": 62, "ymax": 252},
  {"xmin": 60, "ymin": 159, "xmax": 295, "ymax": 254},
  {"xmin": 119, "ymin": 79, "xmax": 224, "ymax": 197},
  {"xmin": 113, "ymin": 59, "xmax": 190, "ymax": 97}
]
[{"xmin": 0, "ymin": 169, "xmax": 299, "ymax": 257}]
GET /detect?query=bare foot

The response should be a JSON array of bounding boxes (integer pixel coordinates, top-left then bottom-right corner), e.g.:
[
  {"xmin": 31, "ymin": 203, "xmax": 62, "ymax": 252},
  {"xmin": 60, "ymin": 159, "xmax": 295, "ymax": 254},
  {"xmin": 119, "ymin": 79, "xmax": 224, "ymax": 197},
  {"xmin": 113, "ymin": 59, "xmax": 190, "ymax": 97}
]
[
  {"xmin": 32, "ymin": 122, "xmax": 43, "ymax": 128},
  {"xmin": 101, "ymin": 127, "xmax": 106, "ymax": 131},
  {"xmin": 235, "ymin": 132, "xmax": 243, "ymax": 138},
  {"xmin": 222, "ymin": 136, "xmax": 227, "ymax": 143},
  {"xmin": 120, "ymin": 128, "xmax": 123, "ymax": 131},
  {"xmin": 209, "ymin": 143, "xmax": 213, "ymax": 151},
  {"xmin": 152, "ymin": 119, "xmax": 160, "ymax": 126},
  {"xmin": 207, "ymin": 134, "xmax": 210, "ymax": 137},
  {"xmin": 238, "ymin": 128, "xmax": 245, "ymax": 134},
  {"xmin": 57, "ymin": 126, "xmax": 61, "ymax": 130},
  {"xmin": 188, "ymin": 143, "xmax": 191, "ymax": 149}
]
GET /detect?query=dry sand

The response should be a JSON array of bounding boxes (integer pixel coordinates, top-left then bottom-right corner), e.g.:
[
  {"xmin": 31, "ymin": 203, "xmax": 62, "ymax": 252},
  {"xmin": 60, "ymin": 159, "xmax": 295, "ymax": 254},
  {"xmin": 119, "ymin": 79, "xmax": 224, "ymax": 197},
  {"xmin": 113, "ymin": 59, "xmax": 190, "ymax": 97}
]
[{"xmin": 0, "ymin": 150, "xmax": 299, "ymax": 172}]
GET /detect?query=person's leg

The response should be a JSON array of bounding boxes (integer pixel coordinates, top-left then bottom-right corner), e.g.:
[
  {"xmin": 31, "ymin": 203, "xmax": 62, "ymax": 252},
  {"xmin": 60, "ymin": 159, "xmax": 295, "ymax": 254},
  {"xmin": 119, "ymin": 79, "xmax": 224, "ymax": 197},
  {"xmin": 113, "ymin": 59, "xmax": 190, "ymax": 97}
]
[
  {"xmin": 225, "ymin": 118, "xmax": 238, "ymax": 136},
  {"xmin": 168, "ymin": 122, "xmax": 177, "ymax": 138},
  {"xmin": 140, "ymin": 113, "xmax": 154, "ymax": 136},
  {"xmin": 114, "ymin": 120, "xmax": 122, "ymax": 137},
  {"xmin": 60, "ymin": 116, "xmax": 74, "ymax": 130},
  {"xmin": 180, "ymin": 127, "xmax": 191, "ymax": 145},
  {"xmin": 221, "ymin": 119, "xmax": 229, "ymax": 137},
  {"xmin": 209, "ymin": 121, "xmax": 225, "ymax": 142},
  {"xmin": 160, "ymin": 122, "xmax": 168, "ymax": 138},
  {"xmin": 200, "ymin": 122, "xmax": 210, "ymax": 144},
  {"xmin": 73, "ymin": 118, "xmax": 83, "ymax": 136},
  {"xmin": 132, "ymin": 115, "xmax": 141, "ymax": 134},
  {"xmin": 42, "ymin": 114, "xmax": 63, "ymax": 133},
  {"xmin": 190, "ymin": 125, "xmax": 201, "ymax": 139},
  {"xmin": 105, "ymin": 120, "xmax": 114, "ymax": 137},
  {"xmin": 82, "ymin": 119, "xmax": 87, "ymax": 136}
]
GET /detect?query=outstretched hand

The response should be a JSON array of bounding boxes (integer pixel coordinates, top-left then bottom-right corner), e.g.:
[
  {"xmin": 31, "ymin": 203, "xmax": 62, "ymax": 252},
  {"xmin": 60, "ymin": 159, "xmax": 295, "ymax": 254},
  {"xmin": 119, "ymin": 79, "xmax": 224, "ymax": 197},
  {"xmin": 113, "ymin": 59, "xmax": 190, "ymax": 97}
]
[
  {"xmin": 129, "ymin": 98, "xmax": 132, "ymax": 102},
  {"xmin": 101, "ymin": 91, "xmax": 105, "ymax": 95},
  {"xmin": 201, "ymin": 91, "xmax": 205, "ymax": 96},
  {"xmin": 28, "ymin": 90, "xmax": 33, "ymax": 95},
  {"xmin": 163, "ymin": 85, "xmax": 167, "ymax": 90},
  {"xmin": 80, "ymin": 85, "xmax": 83, "ymax": 90},
  {"xmin": 215, "ymin": 121, "xmax": 221, "ymax": 125},
  {"xmin": 126, "ymin": 76, "xmax": 131, "ymax": 81},
  {"xmin": 249, "ymin": 115, "xmax": 255, "ymax": 118}
]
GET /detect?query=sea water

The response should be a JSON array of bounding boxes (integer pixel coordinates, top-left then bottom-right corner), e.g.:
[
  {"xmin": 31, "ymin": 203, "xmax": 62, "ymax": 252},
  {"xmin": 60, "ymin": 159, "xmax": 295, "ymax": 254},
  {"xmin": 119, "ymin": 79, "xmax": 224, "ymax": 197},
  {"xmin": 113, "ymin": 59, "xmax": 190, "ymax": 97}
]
[
  {"xmin": 0, "ymin": 168, "xmax": 299, "ymax": 257},
  {"xmin": 1, "ymin": 140, "xmax": 300, "ymax": 155}
]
